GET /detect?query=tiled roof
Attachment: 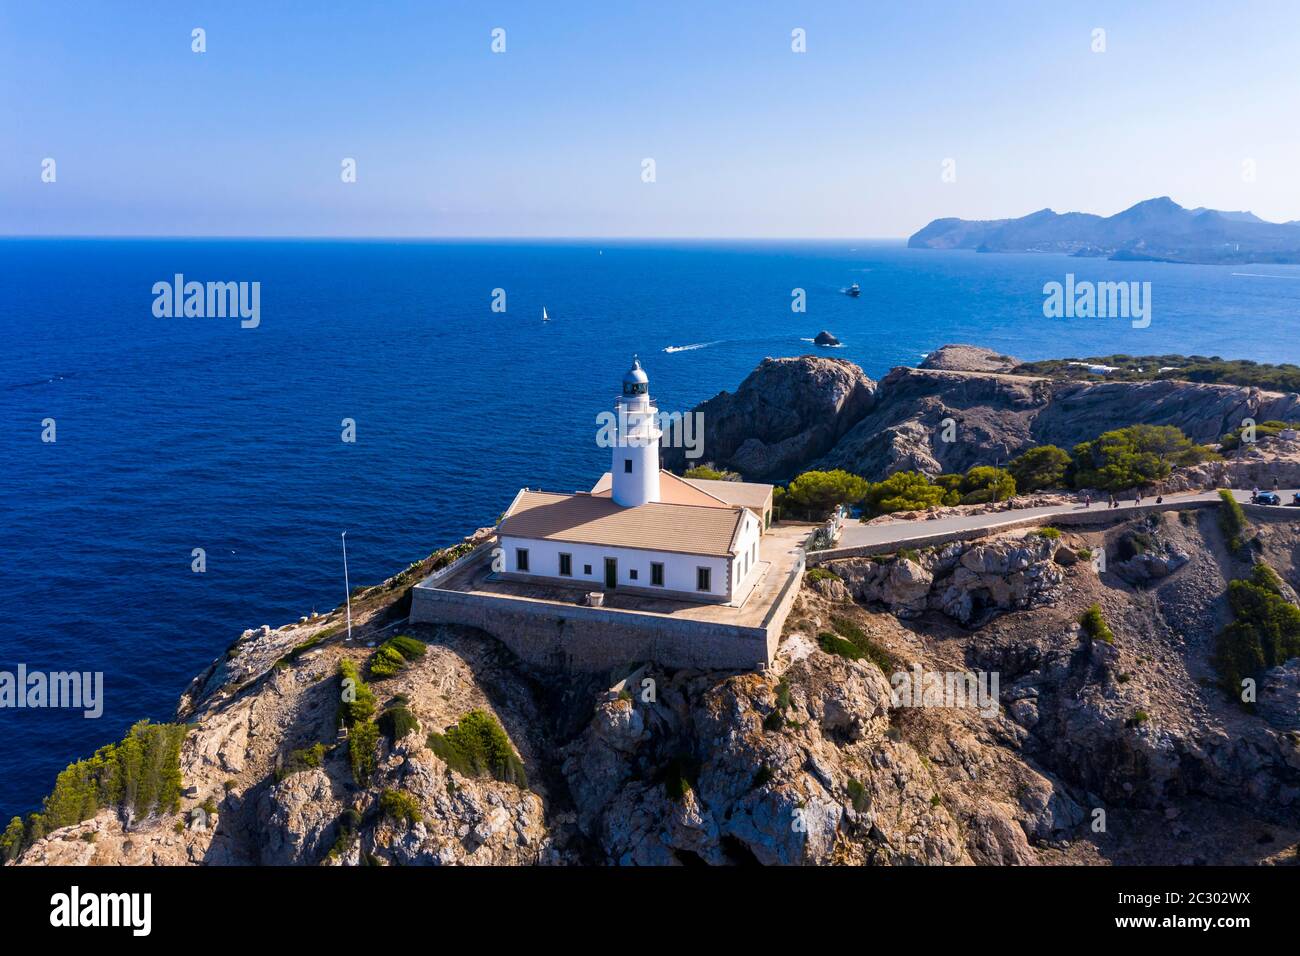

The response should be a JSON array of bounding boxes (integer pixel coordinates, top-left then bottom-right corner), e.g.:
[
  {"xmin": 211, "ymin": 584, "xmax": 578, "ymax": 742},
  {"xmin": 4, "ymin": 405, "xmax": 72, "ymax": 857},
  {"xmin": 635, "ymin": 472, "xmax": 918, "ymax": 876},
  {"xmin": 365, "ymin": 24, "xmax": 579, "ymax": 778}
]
[
  {"xmin": 590, "ymin": 470, "xmax": 729, "ymax": 507},
  {"xmin": 681, "ymin": 477, "xmax": 774, "ymax": 511},
  {"xmin": 499, "ymin": 490, "xmax": 745, "ymax": 557}
]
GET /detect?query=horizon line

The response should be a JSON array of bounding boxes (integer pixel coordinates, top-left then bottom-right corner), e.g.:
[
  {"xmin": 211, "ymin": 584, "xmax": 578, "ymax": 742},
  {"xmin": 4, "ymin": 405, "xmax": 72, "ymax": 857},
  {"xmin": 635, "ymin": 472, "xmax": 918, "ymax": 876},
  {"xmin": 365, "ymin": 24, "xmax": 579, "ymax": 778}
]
[{"xmin": 0, "ymin": 233, "xmax": 912, "ymax": 243}]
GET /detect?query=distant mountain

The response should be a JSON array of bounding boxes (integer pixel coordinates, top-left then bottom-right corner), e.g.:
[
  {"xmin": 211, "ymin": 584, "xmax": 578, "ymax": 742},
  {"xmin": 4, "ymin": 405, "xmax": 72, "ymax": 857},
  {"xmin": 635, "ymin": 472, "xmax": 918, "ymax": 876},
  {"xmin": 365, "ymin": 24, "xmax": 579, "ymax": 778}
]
[{"xmin": 908, "ymin": 197, "xmax": 1300, "ymax": 264}]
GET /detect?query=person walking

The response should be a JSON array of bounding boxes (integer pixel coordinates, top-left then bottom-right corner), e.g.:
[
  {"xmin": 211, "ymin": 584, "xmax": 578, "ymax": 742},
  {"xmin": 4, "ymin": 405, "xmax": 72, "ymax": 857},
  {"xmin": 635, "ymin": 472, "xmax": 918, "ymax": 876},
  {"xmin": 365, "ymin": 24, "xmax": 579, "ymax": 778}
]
[{"xmin": 1083, "ymin": 493, "xmax": 1091, "ymax": 509}]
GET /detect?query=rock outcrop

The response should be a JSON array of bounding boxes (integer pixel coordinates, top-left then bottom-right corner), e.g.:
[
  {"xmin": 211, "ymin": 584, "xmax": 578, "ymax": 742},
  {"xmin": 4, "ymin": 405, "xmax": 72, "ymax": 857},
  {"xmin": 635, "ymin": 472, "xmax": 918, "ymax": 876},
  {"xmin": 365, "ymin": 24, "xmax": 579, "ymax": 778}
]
[
  {"xmin": 827, "ymin": 533, "xmax": 1065, "ymax": 625},
  {"xmin": 661, "ymin": 355, "xmax": 876, "ymax": 480}
]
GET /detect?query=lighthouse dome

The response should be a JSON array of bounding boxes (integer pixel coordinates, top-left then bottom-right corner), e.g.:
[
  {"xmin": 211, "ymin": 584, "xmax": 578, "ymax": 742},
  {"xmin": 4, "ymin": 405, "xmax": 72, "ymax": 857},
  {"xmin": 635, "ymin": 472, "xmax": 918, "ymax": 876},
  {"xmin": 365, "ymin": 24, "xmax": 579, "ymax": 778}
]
[{"xmin": 622, "ymin": 356, "xmax": 649, "ymax": 395}]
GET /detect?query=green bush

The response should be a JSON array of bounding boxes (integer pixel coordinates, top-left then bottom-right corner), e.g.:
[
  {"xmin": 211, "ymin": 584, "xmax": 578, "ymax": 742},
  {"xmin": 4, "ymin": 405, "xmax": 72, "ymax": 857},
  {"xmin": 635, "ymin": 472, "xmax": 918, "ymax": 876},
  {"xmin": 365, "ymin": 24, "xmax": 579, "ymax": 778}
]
[
  {"xmin": 683, "ymin": 464, "xmax": 740, "ymax": 481},
  {"xmin": 348, "ymin": 720, "xmax": 380, "ymax": 785},
  {"xmin": 1035, "ymin": 526, "xmax": 1062, "ymax": 540},
  {"xmin": 427, "ymin": 710, "xmax": 528, "ymax": 788},
  {"xmin": 1217, "ymin": 489, "xmax": 1249, "ymax": 550},
  {"xmin": 277, "ymin": 743, "xmax": 327, "ymax": 781},
  {"xmin": 846, "ymin": 778, "xmax": 870, "ymax": 813},
  {"xmin": 1071, "ymin": 425, "xmax": 1214, "ymax": 491},
  {"xmin": 830, "ymin": 616, "xmax": 895, "ymax": 673},
  {"xmin": 664, "ymin": 758, "xmax": 694, "ymax": 801},
  {"xmin": 337, "ymin": 659, "xmax": 376, "ymax": 726},
  {"xmin": 0, "ymin": 817, "xmax": 25, "ymax": 863},
  {"xmin": 10, "ymin": 720, "xmax": 186, "ymax": 856},
  {"xmin": 805, "ymin": 567, "xmax": 842, "ymax": 583},
  {"xmin": 782, "ymin": 469, "xmax": 872, "ymax": 517},
  {"xmin": 1081, "ymin": 603, "xmax": 1115, "ymax": 644},
  {"xmin": 958, "ymin": 466, "xmax": 1017, "ymax": 504},
  {"xmin": 378, "ymin": 789, "xmax": 423, "ymax": 826},
  {"xmin": 367, "ymin": 635, "xmax": 427, "ymax": 679},
  {"xmin": 1212, "ymin": 562, "xmax": 1300, "ymax": 704},
  {"xmin": 863, "ymin": 471, "xmax": 947, "ymax": 516},
  {"xmin": 817, "ymin": 631, "xmax": 863, "ymax": 660},
  {"xmin": 1008, "ymin": 445, "xmax": 1072, "ymax": 492},
  {"xmin": 378, "ymin": 705, "xmax": 420, "ymax": 743}
]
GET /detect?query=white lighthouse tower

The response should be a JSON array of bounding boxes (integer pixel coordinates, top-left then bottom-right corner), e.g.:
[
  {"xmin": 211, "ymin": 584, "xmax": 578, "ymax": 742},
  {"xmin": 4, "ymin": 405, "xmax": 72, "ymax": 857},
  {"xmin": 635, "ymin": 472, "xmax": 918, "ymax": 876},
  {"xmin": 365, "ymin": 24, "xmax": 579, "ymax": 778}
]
[{"xmin": 611, "ymin": 356, "xmax": 662, "ymax": 507}]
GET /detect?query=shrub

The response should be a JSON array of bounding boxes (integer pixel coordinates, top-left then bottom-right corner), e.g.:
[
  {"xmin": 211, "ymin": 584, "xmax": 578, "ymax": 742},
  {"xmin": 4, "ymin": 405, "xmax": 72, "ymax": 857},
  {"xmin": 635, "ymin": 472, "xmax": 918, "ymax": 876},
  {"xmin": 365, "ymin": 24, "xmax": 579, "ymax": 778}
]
[
  {"xmin": 378, "ymin": 789, "xmax": 423, "ymax": 826},
  {"xmin": 863, "ymin": 471, "xmax": 947, "ymax": 516},
  {"xmin": 1080, "ymin": 603, "xmax": 1115, "ymax": 644},
  {"xmin": 368, "ymin": 645, "xmax": 407, "ymax": 679},
  {"xmin": 1035, "ymin": 526, "xmax": 1062, "ymax": 540},
  {"xmin": 817, "ymin": 631, "xmax": 863, "ymax": 660},
  {"xmin": 367, "ymin": 634, "xmax": 427, "ymax": 679},
  {"xmin": 1219, "ymin": 420, "xmax": 1299, "ymax": 451},
  {"xmin": 337, "ymin": 660, "xmax": 376, "ymax": 726},
  {"xmin": 378, "ymin": 705, "xmax": 420, "ymax": 743},
  {"xmin": 16, "ymin": 720, "xmax": 187, "ymax": 853},
  {"xmin": 934, "ymin": 474, "xmax": 963, "ymax": 506},
  {"xmin": 1077, "ymin": 547, "xmax": 1093, "ymax": 561},
  {"xmin": 1127, "ymin": 710, "xmax": 1151, "ymax": 728},
  {"xmin": 830, "ymin": 616, "xmax": 895, "ymax": 672},
  {"xmin": 277, "ymin": 743, "xmax": 327, "ymax": 781},
  {"xmin": 1008, "ymin": 445, "xmax": 1072, "ymax": 492},
  {"xmin": 1217, "ymin": 489, "xmax": 1249, "ymax": 550},
  {"xmin": 783, "ymin": 469, "xmax": 872, "ymax": 517},
  {"xmin": 1071, "ymin": 425, "xmax": 1214, "ymax": 491},
  {"xmin": 427, "ymin": 710, "xmax": 528, "ymax": 788},
  {"xmin": 664, "ymin": 758, "xmax": 694, "ymax": 801},
  {"xmin": 0, "ymin": 817, "xmax": 24, "ymax": 863},
  {"xmin": 805, "ymin": 567, "xmax": 841, "ymax": 583},
  {"xmin": 348, "ymin": 720, "xmax": 380, "ymax": 785},
  {"xmin": 327, "ymin": 808, "xmax": 363, "ymax": 860},
  {"xmin": 958, "ymin": 466, "xmax": 1016, "ymax": 504},
  {"xmin": 1213, "ymin": 562, "xmax": 1300, "ymax": 703},
  {"xmin": 846, "ymin": 778, "xmax": 869, "ymax": 813},
  {"xmin": 683, "ymin": 464, "xmax": 740, "ymax": 481}
]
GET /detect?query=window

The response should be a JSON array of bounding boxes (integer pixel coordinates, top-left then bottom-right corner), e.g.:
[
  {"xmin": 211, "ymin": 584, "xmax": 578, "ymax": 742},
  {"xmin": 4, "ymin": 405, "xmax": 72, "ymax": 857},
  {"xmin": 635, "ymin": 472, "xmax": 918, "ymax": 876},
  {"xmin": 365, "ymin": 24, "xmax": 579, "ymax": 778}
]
[
  {"xmin": 583, "ymin": 564, "xmax": 592, "ymax": 575},
  {"xmin": 623, "ymin": 458, "xmax": 633, "ymax": 473},
  {"xmin": 559, "ymin": 553, "xmax": 572, "ymax": 576},
  {"xmin": 651, "ymin": 562, "xmax": 664, "ymax": 587},
  {"xmin": 516, "ymin": 548, "xmax": 529, "ymax": 572},
  {"xmin": 629, "ymin": 568, "xmax": 638, "ymax": 580},
  {"xmin": 697, "ymin": 567, "xmax": 711, "ymax": 592}
]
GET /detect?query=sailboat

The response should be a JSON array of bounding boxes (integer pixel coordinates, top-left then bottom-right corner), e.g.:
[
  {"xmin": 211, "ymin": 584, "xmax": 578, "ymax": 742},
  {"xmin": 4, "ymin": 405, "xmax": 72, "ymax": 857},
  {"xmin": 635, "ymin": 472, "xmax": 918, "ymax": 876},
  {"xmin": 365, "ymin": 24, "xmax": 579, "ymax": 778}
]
[{"xmin": 542, "ymin": 307, "xmax": 549, "ymax": 322}]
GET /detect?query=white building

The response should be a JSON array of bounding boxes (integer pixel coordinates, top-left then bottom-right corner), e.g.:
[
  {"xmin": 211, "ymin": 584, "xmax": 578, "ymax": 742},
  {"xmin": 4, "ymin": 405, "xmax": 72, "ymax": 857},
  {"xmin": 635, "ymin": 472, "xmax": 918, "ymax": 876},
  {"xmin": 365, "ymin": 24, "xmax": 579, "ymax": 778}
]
[{"xmin": 496, "ymin": 358, "xmax": 774, "ymax": 605}]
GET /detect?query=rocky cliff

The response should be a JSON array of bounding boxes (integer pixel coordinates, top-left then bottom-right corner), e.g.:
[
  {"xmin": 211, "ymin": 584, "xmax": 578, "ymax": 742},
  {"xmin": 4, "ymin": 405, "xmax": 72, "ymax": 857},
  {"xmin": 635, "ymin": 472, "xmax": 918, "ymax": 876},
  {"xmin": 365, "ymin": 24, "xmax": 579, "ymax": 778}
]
[
  {"xmin": 674, "ymin": 345, "xmax": 1300, "ymax": 481},
  {"xmin": 660, "ymin": 355, "xmax": 876, "ymax": 479}
]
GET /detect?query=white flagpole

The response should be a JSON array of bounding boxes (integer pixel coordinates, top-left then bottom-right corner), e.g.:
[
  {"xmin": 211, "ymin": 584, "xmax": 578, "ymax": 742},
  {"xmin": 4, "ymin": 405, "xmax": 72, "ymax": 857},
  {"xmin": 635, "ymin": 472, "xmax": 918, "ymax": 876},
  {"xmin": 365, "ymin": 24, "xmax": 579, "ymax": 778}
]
[{"xmin": 341, "ymin": 531, "xmax": 353, "ymax": 640}]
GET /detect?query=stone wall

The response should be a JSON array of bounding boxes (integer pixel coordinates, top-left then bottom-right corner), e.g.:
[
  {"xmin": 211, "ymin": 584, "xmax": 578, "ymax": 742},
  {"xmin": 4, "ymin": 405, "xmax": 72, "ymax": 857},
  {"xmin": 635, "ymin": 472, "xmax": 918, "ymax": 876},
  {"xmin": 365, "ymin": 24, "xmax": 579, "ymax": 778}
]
[{"xmin": 410, "ymin": 577, "xmax": 797, "ymax": 672}]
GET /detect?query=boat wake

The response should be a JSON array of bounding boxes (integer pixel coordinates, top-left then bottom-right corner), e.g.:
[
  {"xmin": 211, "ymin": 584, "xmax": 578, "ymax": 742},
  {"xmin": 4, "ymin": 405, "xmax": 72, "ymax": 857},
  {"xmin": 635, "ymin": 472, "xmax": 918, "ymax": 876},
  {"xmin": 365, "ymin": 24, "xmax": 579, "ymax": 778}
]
[{"xmin": 663, "ymin": 340, "xmax": 723, "ymax": 353}]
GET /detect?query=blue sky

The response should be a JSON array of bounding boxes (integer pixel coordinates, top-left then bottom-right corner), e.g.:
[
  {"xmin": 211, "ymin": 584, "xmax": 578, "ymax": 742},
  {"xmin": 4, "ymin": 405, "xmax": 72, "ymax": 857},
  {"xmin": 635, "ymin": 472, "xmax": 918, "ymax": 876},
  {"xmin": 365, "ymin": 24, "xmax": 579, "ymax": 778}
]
[{"xmin": 4, "ymin": 1, "xmax": 1300, "ymax": 237}]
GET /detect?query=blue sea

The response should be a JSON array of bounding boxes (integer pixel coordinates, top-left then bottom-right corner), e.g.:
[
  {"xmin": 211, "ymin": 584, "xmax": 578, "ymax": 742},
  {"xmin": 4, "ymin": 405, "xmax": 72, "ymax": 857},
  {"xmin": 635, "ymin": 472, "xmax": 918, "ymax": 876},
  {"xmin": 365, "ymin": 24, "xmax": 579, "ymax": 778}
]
[{"xmin": 4, "ymin": 237, "xmax": 1300, "ymax": 818}]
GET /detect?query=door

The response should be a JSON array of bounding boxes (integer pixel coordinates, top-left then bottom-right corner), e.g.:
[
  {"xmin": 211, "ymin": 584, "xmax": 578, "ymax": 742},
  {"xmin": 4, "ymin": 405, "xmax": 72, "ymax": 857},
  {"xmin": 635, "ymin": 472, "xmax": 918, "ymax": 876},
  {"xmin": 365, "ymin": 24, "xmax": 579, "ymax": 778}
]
[{"xmin": 604, "ymin": 557, "xmax": 617, "ymax": 589}]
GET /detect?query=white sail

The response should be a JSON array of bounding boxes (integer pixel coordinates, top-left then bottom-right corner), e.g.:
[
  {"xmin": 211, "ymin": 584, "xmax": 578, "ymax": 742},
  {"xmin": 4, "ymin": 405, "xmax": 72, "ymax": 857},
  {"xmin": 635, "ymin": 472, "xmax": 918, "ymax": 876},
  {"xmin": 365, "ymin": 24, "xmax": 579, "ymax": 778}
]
[{"xmin": 542, "ymin": 307, "xmax": 549, "ymax": 321}]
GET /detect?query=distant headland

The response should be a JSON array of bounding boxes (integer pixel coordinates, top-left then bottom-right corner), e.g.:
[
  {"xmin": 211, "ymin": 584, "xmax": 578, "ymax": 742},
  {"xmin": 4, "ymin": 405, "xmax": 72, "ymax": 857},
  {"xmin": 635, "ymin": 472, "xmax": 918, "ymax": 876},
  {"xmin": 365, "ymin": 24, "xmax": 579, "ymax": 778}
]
[{"xmin": 908, "ymin": 197, "xmax": 1300, "ymax": 265}]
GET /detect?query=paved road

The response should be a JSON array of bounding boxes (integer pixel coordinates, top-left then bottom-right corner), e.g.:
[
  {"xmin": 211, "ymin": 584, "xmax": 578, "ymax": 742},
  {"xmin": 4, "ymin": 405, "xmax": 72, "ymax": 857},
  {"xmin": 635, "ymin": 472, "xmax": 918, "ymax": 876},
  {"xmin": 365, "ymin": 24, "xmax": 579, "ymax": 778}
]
[{"xmin": 833, "ymin": 487, "xmax": 1300, "ymax": 552}]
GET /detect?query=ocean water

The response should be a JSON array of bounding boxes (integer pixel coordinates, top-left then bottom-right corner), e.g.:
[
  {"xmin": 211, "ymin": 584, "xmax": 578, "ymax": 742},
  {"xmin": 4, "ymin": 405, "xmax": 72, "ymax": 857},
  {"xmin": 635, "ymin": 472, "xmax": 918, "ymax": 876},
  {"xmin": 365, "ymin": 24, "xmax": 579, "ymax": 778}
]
[{"xmin": 3, "ymin": 237, "xmax": 1300, "ymax": 818}]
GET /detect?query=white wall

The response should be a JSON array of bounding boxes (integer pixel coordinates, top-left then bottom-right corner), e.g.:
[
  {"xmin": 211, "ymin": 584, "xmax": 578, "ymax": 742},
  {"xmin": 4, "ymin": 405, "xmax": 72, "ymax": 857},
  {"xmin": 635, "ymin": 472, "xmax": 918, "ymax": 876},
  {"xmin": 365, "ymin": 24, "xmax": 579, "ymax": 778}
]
[{"xmin": 499, "ymin": 534, "xmax": 731, "ymax": 600}]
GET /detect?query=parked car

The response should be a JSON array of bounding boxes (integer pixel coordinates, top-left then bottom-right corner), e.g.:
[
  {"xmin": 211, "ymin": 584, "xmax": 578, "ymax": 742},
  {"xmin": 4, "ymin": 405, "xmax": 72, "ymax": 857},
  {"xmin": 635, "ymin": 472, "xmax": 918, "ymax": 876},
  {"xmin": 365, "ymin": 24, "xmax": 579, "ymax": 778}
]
[{"xmin": 1257, "ymin": 491, "xmax": 1282, "ymax": 505}]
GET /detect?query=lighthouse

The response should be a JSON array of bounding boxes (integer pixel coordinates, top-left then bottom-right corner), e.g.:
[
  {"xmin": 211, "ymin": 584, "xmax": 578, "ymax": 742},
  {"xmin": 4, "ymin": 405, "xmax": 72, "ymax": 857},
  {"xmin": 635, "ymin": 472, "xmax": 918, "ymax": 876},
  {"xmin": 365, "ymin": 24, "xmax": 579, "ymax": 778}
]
[{"xmin": 611, "ymin": 356, "xmax": 662, "ymax": 507}]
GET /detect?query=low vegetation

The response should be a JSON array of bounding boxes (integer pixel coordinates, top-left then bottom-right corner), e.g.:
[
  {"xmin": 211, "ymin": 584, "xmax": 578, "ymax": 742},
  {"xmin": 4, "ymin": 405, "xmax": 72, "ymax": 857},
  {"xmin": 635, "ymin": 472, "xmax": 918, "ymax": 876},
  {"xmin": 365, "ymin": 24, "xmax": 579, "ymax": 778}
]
[
  {"xmin": 1220, "ymin": 419, "xmax": 1300, "ymax": 451},
  {"xmin": 804, "ymin": 567, "xmax": 842, "ymax": 584},
  {"xmin": 1014, "ymin": 354, "xmax": 1300, "ymax": 393},
  {"xmin": 1080, "ymin": 603, "xmax": 1115, "ymax": 645},
  {"xmin": 0, "ymin": 719, "xmax": 186, "ymax": 860},
  {"xmin": 777, "ymin": 469, "xmax": 872, "ymax": 518},
  {"xmin": 378, "ymin": 788, "xmax": 423, "ymax": 826},
  {"xmin": 815, "ymin": 615, "xmax": 896, "ymax": 673},
  {"xmin": 1217, "ymin": 489, "xmax": 1250, "ymax": 550},
  {"xmin": 368, "ymin": 634, "xmax": 427, "ymax": 679},
  {"xmin": 1071, "ymin": 425, "xmax": 1216, "ymax": 491},
  {"xmin": 276, "ymin": 743, "xmax": 327, "ymax": 781},
  {"xmin": 683, "ymin": 464, "xmax": 741, "ymax": 481},
  {"xmin": 338, "ymin": 659, "xmax": 380, "ymax": 784},
  {"xmin": 427, "ymin": 709, "xmax": 528, "ymax": 788},
  {"xmin": 1008, "ymin": 444, "xmax": 1072, "ymax": 492},
  {"xmin": 1213, "ymin": 563, "xmax": 1300, "ymax": 705}
]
